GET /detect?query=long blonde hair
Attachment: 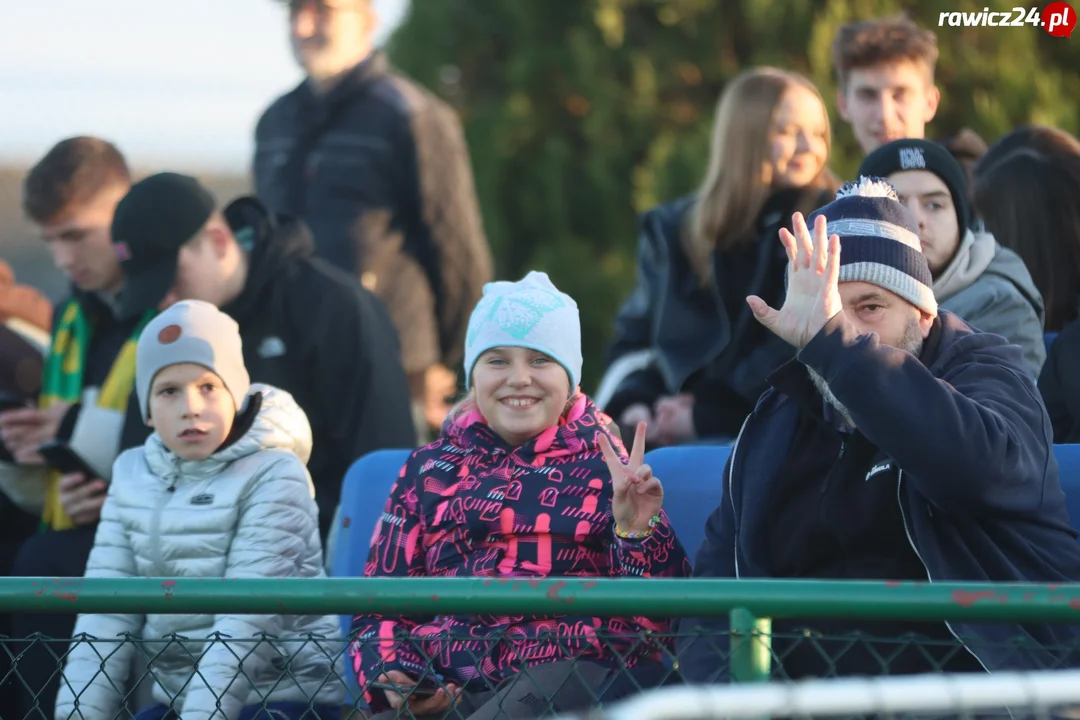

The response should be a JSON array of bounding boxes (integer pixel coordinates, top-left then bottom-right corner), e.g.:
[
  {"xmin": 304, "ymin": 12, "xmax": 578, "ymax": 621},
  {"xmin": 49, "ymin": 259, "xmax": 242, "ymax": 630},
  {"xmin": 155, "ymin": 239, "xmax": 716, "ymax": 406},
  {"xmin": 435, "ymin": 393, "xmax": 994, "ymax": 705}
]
[{"xmin": 685, "ymin": 67, "xmax": 839, "ymax": 284}]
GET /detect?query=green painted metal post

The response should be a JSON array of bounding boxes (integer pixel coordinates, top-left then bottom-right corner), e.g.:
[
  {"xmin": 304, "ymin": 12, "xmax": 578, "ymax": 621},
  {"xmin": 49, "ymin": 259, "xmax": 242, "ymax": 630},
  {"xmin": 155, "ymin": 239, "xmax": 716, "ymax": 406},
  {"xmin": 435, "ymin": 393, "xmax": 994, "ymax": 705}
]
[{"xmin": 729, "ymin": 607, "xmax": 771, "ymax": 683}]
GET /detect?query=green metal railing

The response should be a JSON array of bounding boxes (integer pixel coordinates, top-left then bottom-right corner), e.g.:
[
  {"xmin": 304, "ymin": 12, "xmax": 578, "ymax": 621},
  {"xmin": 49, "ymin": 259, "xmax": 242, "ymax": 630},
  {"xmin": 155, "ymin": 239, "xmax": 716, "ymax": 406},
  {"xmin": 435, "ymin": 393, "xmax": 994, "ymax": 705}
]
[
  {"xmin": 6, "ymin": 577, "xmax": 1080, "ymax": 683},
  {"xmin": 7, "ymin": 576, "xmax": 1080, "ymax": 620},
  {"xmin": 3, "ymin": 577, "xmax": 1079, "ymax": 718}
]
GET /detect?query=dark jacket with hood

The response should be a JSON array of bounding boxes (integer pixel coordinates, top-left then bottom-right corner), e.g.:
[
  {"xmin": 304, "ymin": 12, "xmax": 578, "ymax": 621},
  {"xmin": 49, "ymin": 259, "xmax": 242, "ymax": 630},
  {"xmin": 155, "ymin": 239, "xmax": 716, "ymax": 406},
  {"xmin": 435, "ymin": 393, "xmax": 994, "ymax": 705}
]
[
  {"xmin": 597, "ymin": 188, "xmax": 832, "ymax": 439},
  {"xmin": 253, "ymin": 50, "xmax": 493, "ymax": 375},
  {"xmin": 221, "ymin": 198, "xmax": 417, "ymax": 540},
  {"xmin": 677, "ymin": 311, "xmax": 1080, "ymax": 680}
]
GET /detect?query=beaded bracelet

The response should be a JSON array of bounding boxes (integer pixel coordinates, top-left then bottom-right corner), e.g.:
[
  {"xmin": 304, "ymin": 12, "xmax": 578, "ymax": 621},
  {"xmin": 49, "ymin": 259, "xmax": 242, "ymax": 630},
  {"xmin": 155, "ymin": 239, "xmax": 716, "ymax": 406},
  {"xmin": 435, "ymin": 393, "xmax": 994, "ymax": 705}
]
[{"xmin": 614, "ymin": 514, "xmax": 661, "ymax": 540}]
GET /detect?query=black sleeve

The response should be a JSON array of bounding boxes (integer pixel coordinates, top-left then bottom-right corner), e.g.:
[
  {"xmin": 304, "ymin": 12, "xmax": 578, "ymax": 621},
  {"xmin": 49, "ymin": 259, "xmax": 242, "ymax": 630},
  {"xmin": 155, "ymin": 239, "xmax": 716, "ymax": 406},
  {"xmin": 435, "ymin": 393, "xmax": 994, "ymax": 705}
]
[
  {"xmin": 801, "ymin": 314, "xmax": 1053, "ymax": 515},
  {"xmin": 603, "ymin": 368, "xmax": 667, "ymax": 429},
  {"xmin": 598, "ymin": 211, "xmax": 671, "ymax": 420},
  {"xmin": 676, "ymin": 452, "xmax": 738, "ymax": 684},
  {"xmin": 607, "ymin": 216, "xmax": 665, "ymax": 365},
  {"xmin": 303, "ymin": 279, "xmax": 417, "ymax": 538},
  {"xmin": 689, "ymin": 377, "xmax": 756, "ymax": 440}
]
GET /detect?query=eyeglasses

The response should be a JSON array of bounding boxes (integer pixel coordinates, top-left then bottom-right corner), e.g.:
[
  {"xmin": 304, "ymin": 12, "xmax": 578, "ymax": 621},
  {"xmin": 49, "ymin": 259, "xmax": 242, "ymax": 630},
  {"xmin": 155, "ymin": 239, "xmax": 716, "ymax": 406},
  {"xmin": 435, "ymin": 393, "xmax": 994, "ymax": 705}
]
[{"xmin": 287, "ymin": 0, "xmax": 362, "ymax": 15}]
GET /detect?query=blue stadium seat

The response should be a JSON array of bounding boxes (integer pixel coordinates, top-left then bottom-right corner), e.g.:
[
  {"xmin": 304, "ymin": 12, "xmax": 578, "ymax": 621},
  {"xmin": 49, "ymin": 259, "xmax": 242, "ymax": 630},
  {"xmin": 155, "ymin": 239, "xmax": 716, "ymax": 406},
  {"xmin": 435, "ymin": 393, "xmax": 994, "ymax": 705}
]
[
  {"xmin": 644, "ymin": 444, "xmax": 1080, "ymax": 557},
  {"xmin": 643, "ymin": 445, "xmax": 731, "ymax": 561},
  {"xmin": 331, "ymin": 449, "xmax": 412, "ymax": 583},
  {"xmin": 1045, "ymin": 332, "xmax": 1059, "ymax": 353},
  {"xmin": 330, "ymin": 448, "xmax": 411, "ymax": 707},
  {"xmin": 1054, "ymin": 444, "xmax": 1080, "ymax": 531}
]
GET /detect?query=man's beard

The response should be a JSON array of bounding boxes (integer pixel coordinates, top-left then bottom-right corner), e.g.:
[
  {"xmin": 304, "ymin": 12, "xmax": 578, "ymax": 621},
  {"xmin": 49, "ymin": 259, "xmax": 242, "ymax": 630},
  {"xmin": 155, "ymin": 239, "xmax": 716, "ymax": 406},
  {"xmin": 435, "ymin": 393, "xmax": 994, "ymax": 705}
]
[{"xmin": 806, "ymin": 316, "xmax": 925, "ymax": 429}]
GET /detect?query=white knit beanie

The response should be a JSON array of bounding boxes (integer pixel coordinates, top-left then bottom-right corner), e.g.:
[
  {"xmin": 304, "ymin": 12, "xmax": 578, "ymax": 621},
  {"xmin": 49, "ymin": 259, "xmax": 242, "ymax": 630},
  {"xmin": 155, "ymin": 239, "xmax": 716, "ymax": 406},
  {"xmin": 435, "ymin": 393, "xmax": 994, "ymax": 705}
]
[
  {"xmin": 135, "ymin": 300, "xmax": 250, "ymax": 422},
  {"xmin": 463, "ymin": 271, "xmax": 582, "ymax": 390}
]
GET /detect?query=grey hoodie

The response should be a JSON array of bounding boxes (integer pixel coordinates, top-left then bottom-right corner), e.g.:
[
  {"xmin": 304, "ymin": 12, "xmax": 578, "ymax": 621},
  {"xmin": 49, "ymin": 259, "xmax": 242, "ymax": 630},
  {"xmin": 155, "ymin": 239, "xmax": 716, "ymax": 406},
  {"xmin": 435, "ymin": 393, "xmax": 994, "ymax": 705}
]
[{"xmin": 933, "ymin": 229, "xmax": 1046, "ymax": 376}]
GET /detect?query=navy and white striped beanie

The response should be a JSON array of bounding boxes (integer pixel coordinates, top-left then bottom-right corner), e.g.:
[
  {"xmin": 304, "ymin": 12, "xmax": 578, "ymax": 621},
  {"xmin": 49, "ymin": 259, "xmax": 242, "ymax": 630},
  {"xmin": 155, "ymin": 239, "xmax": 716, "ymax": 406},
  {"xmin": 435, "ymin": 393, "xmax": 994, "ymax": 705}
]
[{"xmin": 808, "ymin": 176, "xmax": 937, "ymax": 317}]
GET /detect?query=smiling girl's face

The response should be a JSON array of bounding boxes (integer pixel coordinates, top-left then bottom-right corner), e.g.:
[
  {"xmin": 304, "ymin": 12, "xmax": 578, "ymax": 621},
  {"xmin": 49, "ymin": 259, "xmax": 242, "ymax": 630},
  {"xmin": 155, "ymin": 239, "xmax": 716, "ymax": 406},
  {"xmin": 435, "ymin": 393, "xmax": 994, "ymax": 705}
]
[{"xmin": 471, "ymin": 346, "xmax": 571, "ymax": 447}]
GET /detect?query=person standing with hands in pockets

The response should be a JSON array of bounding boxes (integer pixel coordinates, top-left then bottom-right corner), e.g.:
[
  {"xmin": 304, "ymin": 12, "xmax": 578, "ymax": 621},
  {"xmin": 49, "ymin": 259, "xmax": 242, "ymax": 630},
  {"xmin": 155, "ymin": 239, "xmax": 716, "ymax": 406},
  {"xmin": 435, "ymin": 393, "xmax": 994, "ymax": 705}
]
[
  {"xmin": 677, "ymin": 177, "xmax": 1080, "ymax": 682},
  {"xmin": 350, "ymin": 271, "xmax": 689, "ymax": 720}
]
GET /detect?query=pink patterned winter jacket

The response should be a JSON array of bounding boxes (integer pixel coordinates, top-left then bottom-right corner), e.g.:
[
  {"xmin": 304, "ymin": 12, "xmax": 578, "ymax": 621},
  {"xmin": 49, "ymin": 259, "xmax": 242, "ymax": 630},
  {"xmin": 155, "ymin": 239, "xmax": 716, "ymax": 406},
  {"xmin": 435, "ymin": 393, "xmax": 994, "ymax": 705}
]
[{"xmin": 349, "ymin": 395, "xmax": 690, "ymax": 709}]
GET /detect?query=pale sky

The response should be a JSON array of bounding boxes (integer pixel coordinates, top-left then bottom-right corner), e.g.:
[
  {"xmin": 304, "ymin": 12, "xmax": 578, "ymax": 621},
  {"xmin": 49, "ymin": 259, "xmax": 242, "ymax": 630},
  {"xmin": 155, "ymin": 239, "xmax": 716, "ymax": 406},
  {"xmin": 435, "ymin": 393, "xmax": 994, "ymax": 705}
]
[{"xmin": 0, "ymin": 0, "xmax": 409, "ymax": 173}]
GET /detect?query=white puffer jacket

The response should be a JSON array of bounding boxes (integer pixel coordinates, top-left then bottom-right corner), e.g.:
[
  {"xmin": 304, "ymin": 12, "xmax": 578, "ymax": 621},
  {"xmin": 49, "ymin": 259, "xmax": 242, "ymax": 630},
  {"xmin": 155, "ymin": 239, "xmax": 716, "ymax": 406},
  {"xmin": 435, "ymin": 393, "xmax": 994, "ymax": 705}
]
[{"xmin": 54, "ymin": 384, "xmax": 344, "ymax": 720}]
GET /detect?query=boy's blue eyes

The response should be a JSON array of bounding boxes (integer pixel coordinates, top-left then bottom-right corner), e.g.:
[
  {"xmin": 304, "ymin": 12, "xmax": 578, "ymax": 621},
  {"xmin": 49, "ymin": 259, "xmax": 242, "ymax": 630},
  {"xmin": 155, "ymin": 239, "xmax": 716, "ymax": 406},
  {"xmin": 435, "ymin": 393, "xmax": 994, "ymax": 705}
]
[{"xmin": 156, "ymin": 384, "xmax": 219, "ymax": 396}]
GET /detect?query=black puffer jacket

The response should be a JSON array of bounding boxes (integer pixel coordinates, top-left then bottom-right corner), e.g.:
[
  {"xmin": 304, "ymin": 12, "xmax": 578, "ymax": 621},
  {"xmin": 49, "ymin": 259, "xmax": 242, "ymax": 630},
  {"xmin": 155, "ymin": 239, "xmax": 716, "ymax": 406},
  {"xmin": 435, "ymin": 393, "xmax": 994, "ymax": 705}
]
[{"xmin": 222, "ymin": 198, "xmax": 417, "ymax": 540}]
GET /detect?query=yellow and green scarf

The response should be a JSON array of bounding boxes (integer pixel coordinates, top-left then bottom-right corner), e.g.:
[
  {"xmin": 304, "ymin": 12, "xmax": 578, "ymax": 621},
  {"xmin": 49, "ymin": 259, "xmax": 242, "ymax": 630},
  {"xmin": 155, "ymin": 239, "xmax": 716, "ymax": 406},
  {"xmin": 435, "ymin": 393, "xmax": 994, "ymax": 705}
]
[{"xmin": 39, "ymin": 299, "xmax": 154, "ymax": 531}]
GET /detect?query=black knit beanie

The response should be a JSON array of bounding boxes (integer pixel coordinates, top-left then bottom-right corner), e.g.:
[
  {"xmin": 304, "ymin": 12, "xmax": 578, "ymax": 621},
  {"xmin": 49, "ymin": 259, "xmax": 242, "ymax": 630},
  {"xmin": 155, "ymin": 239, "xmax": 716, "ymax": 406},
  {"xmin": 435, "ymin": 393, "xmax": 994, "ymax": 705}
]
[{"xmin": 858, "ymin": 139, "xmax": 970, "ymax": 241}]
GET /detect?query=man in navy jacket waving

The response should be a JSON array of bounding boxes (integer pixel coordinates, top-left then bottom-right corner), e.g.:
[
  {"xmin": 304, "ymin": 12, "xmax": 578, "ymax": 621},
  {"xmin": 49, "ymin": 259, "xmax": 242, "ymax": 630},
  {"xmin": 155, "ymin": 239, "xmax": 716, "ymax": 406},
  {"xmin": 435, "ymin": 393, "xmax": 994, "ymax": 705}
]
[{"xmin": 677, "ymin": 177, "xmax": 1080, "ymax": 681}]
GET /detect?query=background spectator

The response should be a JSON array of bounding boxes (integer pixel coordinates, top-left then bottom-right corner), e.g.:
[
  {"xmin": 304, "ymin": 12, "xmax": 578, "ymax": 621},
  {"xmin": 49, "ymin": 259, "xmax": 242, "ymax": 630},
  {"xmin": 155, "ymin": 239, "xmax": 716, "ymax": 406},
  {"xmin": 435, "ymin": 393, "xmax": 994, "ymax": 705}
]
[
  {"xmin": 832, "ymin": 15, "xmax": 941, "ymax": 156},
  {"xmin": 0, "ymin": 259, "xmax": 50, "ymax": 713},
  {"xmin": 973, "ymin": 126, "xmax": 1080, "ymax": 334},
  {"xmin": 939, "ymin": 128, "xmax": 989, "ymax": 206},
  {"xmin": 973, "ymin": 126, "xmax": 1080, "ymax": 443},
  {"xmin": 859, "ymin": 138, "xmax": 1045, "ymax": 374},
  {"xmin": 254, "ymin": 0, "xmax": 493, "ymax": 441},
  {"xmin": 110, "ymin": 172, "xmax": 417, "ymax": 542},
  {"xmin": 597, "ymin": 67, "xmax": 839, "ymax": 445},
  {"xmin": 0, "ymin": 136, "xmax": 156, "ymax": 720}
]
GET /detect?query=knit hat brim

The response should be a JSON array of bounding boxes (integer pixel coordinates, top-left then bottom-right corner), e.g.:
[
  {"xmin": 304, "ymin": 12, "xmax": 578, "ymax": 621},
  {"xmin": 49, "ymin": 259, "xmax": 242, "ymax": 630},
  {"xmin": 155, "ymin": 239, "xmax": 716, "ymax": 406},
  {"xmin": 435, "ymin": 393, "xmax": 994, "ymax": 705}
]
[
  {"xmin": 463, "ymin": 271, "xmax": 582, "ymax": 390},
  {"xmin": 808, "ymin": 179, "xmax": 938, "ymax": 317},
  {"xmin": 136, "ymin": 300, "xmax": 250, "ymax": 423},
  {"xmin": 857, "ymin": 139, "xmax": 970, "ymax": 243}
]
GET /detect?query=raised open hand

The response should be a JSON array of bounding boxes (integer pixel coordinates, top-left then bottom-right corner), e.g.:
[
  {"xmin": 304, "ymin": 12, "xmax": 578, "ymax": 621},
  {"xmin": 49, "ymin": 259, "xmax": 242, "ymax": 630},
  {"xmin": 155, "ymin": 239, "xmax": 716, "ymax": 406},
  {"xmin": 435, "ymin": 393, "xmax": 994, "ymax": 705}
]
[
  {"xmin": 598, "ymin": 421, "xmax": 664, "ymax": 536},
  {"xmin": 746, "ymin": 212, "xmax": 843, "ymax": 349}
]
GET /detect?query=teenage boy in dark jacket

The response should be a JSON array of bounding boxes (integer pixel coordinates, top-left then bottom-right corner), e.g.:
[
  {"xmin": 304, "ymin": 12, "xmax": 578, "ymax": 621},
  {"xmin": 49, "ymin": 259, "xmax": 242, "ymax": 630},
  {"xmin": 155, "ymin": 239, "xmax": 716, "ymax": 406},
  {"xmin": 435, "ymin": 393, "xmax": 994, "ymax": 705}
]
[
  {"xmin": 111, "ymin": 173, "xmax": 416, "ymax": 542},
  {"xmin": 678, "ymin": 178, "xmax": 1080, "ymax": 681}
]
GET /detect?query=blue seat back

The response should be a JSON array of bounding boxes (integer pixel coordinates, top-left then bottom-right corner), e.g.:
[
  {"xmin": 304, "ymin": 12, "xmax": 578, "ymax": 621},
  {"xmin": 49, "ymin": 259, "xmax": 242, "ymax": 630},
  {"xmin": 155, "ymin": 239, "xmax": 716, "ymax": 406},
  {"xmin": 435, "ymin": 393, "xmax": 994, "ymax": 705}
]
[
  {"xmin": 331, "ymin": 449, "xmax": 413, "ymax": 582},
  {"xmin": 1054, "ymin": 444, "xmax": 1080, "ymax": 531},
  {"xmin": 645, "ymin": 444, "xmax": 1080, "ymax": 556},
  {"xmin": 330, "ymin": 448, "xmax": 412, "ymax": 707},
  {"xmin": 1045, "ymin": 332, "xmax": 1059, "ymax": 352},
  {"xmin": 643, "ymin": 445, "xmax": 731, "ymax": 562}
]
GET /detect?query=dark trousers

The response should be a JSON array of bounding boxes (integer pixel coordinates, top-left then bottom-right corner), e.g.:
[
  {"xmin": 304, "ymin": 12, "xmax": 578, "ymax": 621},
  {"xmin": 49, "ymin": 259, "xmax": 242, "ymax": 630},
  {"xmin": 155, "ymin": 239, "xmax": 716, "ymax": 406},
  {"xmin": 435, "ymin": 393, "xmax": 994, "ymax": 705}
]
[
  {"xmin": 0, "ymin": 498, "xmax": 41, "ymax": 716},
  {"xmin": 6, "ymin": 524, "xmax": 98, "ymax": 720},
  {"xmin": 369, "ymin": 661, "xmax": 671, "ymax": 720}
]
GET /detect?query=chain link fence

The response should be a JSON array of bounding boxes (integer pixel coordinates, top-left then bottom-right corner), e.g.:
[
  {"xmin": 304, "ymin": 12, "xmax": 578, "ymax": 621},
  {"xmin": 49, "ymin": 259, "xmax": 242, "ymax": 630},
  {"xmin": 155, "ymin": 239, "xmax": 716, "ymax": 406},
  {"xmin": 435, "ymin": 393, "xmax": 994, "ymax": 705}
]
[{"xmin": 0, "ymin": 577, "xmax": 1076, "ymax": 719}]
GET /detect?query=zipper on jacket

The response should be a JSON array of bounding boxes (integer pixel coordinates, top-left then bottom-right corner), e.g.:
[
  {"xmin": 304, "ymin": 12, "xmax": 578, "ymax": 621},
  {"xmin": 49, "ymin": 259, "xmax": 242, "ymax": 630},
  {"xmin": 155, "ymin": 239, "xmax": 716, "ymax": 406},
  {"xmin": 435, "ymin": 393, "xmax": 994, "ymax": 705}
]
[
  {"xmin": 150, "ymin": 465, "xmax": 180, "ymax": 576},
  {"xmin": 896, "ymin": 470, "xmax": 996, "ymax": 680},
  {"xmin": 729, "ymin": 414, "xmax": 752, "ymax": 579},
  {"xmin": 819, "ymin": 439, "xmax": 847, "ymax": 497}
]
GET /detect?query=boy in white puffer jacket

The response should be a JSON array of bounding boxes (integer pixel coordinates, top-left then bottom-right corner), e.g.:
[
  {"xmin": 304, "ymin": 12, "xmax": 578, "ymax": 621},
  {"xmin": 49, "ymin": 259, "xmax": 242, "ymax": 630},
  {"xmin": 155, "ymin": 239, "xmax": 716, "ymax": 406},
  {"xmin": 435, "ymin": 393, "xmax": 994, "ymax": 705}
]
[{"xmin": 55, "ymin": 300, "xmax": 343, "ymax": 720}]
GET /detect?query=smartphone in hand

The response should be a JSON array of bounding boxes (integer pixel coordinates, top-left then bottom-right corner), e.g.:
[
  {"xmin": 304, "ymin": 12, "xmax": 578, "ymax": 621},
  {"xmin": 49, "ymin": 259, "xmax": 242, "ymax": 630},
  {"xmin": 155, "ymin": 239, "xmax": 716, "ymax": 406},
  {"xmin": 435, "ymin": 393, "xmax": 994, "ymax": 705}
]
[
  {"xmin": 37, "ymin": 441, "xmax": 101, "ymax": 480},
  {"xmin": 368, "ymin": 673, "xmax": 446, "ymax": 698},
  {"xmin": 0, "ymin": 393, "xmax": 30, "ymax": 414}
]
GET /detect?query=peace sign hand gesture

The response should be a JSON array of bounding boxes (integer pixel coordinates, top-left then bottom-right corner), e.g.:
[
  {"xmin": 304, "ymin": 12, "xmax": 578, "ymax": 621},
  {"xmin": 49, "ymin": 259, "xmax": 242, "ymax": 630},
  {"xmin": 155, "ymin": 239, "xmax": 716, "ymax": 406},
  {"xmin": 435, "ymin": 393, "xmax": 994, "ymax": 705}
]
[
  {"xmin": 598, "ymin": 422, "xmax": 664, "ymax": 536},
  {"xmin": 746, "ymin": 212, "xmax": 844, "ymax": 350}
]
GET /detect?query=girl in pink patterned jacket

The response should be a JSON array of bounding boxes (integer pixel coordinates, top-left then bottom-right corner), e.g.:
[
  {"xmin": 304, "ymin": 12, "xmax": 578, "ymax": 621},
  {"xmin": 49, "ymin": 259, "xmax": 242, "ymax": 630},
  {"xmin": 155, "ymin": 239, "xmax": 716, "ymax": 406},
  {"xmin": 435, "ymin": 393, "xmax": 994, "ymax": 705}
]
[{"xmin": 350, "ymin": 271, "xmax": 691, "ymax": 719}]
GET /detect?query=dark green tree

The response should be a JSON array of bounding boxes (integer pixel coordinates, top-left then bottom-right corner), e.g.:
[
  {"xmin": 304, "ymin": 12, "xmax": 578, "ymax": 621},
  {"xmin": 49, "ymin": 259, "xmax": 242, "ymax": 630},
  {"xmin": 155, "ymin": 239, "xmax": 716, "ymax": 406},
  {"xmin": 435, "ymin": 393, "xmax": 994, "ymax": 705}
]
[{"xmin": 388, "ymin": 0, "xmax": 1080, "ymax": 391}]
